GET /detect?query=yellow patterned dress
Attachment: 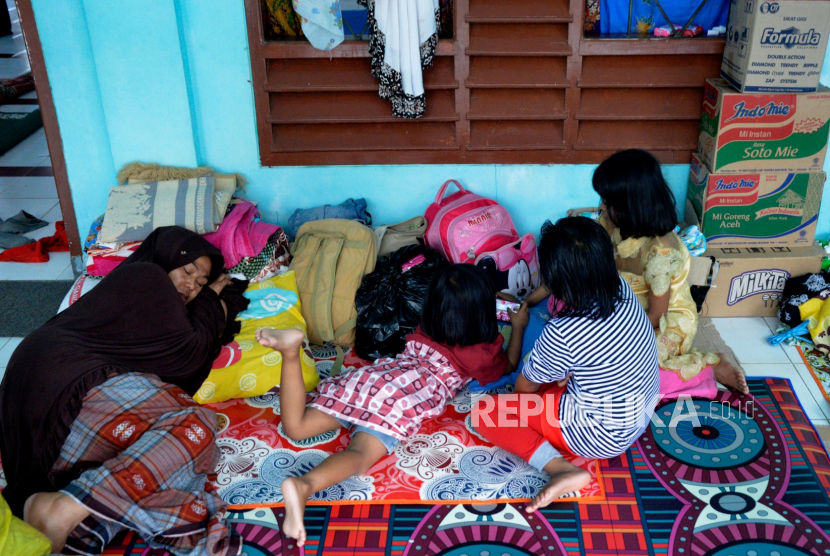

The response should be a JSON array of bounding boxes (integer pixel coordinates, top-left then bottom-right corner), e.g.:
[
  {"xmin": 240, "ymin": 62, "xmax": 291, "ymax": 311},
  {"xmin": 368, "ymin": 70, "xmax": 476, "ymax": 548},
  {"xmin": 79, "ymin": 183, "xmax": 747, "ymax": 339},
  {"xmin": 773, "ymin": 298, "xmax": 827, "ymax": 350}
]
[{"xmin": 603, "ymin": 219, "xmax": 719, "ymax": 380}]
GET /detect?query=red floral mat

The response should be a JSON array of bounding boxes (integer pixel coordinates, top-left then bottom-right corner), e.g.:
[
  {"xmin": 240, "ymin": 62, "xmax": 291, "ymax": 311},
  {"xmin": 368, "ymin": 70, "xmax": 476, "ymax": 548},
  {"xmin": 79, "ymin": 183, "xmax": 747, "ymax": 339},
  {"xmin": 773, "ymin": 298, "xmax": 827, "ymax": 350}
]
[
  {"xmin": 102, "ymin": 378, "xmax": 830, "ymax": 556},
  {"xmin": 209, "ymin": 345, "xmax": 603, "ymax": 509}
]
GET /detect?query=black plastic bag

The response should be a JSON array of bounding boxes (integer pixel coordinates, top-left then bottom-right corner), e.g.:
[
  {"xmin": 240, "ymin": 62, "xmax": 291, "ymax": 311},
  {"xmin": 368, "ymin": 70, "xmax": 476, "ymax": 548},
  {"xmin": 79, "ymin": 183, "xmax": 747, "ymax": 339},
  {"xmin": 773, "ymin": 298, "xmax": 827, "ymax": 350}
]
[{"xmin": 355, "ymin": 245, "xmax": 449, "ymax": 360}]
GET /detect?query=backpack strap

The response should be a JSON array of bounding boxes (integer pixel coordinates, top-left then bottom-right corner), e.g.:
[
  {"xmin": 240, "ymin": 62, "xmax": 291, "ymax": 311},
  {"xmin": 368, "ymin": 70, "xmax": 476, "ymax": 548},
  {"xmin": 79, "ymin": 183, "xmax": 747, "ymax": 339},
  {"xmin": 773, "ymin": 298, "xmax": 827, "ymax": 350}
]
[
  {"xmin": 329, "ymin": 345, "xmax": 347, "ymax": 378},
  {"xmin": 434, "ymin": 179, "xmax": 466, "ymax": 203},
  {"xmin": 293, "ymin": 231, "xmax": 347, "ymax": 344}
]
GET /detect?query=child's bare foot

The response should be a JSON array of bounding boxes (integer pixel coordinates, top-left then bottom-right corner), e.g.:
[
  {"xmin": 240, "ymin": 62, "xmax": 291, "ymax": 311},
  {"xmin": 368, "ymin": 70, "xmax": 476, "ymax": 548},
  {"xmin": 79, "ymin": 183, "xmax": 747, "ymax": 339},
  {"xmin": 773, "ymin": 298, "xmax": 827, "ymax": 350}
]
[
  {"xmin": 714, "ymin": 356, "xmax": 749, "ymax": 395},
  {"xmin": 281, "ymin": 476, "xmax": 313, "ymax": 547},
  {"xmin": 257, "ymin": 328, "xmax": 305, "ymax": 353},
  {"xmin": 526, "ymin": 458, "xmax": 591, "ymax": 513},
  {"xmin": 24, "ymin": 492, "xmax": 89, "ymax": 553}
]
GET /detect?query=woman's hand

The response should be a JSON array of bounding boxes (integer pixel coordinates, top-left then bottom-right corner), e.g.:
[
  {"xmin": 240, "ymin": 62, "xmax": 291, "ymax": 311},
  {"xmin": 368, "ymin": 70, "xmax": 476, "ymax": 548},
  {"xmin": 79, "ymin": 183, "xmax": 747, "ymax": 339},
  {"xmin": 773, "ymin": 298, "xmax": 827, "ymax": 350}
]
[
  {"xmin": 508, "ymin": 302, "xmax": 529, "ymax": 330},
  {"xmin": 209, "ymin": 274, "xmax": 232, "ymax": 296}
]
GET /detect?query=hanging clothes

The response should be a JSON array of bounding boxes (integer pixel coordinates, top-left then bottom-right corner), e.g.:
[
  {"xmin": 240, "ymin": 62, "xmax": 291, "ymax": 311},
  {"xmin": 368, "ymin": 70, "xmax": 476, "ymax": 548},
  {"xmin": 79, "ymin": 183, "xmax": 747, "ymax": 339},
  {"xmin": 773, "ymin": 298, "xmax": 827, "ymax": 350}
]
[
  {"xmin": 359, "ymin": 0, "xmax": 440, "ymax": 118},
  {"xmin": 294, "ymin": 0, "xmax": 345, "ymax": 51}
]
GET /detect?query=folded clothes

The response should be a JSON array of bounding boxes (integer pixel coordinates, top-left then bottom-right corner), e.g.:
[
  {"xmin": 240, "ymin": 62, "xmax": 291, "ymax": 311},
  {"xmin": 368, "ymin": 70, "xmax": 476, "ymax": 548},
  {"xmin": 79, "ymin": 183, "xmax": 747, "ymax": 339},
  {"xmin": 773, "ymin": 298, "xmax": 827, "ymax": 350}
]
[
  {"xmin": 203, "ymin": 200, "xmax": 279, "ymax": 269},
  {"xmin": 286, "ymin": 198, "xmax": 370, "ymax": 240},
  {"xmin": 99, "ymin": 176, "xmax": 217, "ymax": 243}
]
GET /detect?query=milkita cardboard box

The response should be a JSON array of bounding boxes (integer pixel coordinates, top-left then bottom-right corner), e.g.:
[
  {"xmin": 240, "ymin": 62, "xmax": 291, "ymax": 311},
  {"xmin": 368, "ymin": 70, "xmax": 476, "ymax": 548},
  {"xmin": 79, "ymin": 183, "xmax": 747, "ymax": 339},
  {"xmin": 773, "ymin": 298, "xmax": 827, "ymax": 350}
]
[
  {"xmin": 721, "ymin": 0, "xmax": 830, "ymax": 93},
  {"xmin": 699, "ymin": 244, "xmax": 825, "ymax": 316},
  {"xmin": 687, "ymin": 153, "xmax": 825, "ymax": 246},
  {"xmin": 699, "ymin": 78, "xmax": 830, "ymax": 173}
]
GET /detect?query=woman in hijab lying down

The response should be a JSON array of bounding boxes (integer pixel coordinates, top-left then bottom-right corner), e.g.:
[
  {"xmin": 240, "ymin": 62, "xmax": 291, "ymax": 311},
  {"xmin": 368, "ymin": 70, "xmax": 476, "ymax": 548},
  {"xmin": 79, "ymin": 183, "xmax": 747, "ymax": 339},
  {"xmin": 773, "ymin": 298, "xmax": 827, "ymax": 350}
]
[{"xmin": 0, "ymin": 226, "xmax": 249, "ymax": 556}]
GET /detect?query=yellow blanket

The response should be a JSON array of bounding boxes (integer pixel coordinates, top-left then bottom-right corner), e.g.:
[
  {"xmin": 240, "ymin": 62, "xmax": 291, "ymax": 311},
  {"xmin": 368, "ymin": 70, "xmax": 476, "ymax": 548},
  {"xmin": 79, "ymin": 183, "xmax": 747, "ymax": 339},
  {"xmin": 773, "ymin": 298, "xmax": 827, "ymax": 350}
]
[{"xmin": 194, "ymin": 271, "xmax": 320, "ymax": 404}]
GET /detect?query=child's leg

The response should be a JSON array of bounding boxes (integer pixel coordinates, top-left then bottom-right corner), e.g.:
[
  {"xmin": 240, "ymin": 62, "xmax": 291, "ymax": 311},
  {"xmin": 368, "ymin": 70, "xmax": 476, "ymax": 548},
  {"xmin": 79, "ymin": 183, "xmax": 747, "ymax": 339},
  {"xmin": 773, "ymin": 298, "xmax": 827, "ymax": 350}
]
[
  {"xmin": 281, "ymin": 432, "xmax": 387, "ymax": 547},
  {"xmin": 256, "ymin": 329, "xmax": 341, "ymax": 440},
  {"xmin": 529, "ymin": 458, "xmax": 591, "ymax": 513},
  {"xmin": 713, "ymin": 355, "xmax": 749, "ymax": 395},
  {"xmin": 474, "ymin": 392, "xmax": 590, "ymax": 512}
]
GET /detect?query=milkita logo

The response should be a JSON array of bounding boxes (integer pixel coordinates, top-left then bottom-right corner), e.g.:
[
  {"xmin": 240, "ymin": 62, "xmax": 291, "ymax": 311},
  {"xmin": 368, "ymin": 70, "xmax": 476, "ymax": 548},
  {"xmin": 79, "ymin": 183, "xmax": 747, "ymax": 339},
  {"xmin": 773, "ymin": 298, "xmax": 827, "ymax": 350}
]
[
  {"xmin": 725, "ymin": 100, "xmax": 791, "ymax": 122},
  {"xmin": 713, "ymin": 177, "xmax": 757, "ymax": 191},
  {"xmin": 727, "ymin": 269, "xmax": 789, "ymax": 305},
  {"xmin": 761, "ymin": 27, "xmax": 822, "ymax": 49}
]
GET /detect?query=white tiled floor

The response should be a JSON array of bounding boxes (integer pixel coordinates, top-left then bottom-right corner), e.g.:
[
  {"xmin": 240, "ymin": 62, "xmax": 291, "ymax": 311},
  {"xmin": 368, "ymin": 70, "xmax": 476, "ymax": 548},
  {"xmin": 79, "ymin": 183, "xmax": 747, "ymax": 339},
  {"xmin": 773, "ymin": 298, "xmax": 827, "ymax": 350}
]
[{"xmin": 0, "ymin": 125, "xmax": 68, "ymax": 280}]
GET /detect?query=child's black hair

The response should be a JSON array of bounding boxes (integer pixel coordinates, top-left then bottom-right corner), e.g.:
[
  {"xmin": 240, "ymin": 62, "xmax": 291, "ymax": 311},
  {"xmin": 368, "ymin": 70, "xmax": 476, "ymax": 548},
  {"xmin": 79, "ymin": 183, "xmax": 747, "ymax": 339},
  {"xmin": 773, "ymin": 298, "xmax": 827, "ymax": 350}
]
[
  {"xmin": 539, "ymin": 217, "xmax": 622, "ymax": 320},
  {"xmin": 592, "ymin": 149, "xmax": 678, "ymax": 239},
  {"xmin": 421, "ymin": 264, "xmax": 499, "ymax": 346}
]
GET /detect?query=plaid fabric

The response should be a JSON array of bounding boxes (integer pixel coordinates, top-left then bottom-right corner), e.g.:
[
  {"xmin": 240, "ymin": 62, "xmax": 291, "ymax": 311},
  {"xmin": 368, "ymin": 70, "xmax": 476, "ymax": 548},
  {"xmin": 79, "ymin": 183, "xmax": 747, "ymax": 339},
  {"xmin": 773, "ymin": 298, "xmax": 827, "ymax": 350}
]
[
  {"xmin": 50, "ymin": 373, "xmax": 242, "ymax": 556},
  {"xmin": 310, "ymin": 340, "xmax": 466, "ymax": 441}
]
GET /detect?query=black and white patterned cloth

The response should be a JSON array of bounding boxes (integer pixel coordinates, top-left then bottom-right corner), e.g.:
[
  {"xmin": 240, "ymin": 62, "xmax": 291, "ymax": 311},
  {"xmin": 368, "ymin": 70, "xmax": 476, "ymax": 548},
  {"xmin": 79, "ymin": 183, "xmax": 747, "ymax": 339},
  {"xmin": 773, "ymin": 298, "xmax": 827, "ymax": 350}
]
[
  {"xmin": 778, "ymin": 270, "xmax": 830, "ymax": 324},
  {"xmin": 359, "ymin": 0, "xmax": 440, "ymax": 118}
]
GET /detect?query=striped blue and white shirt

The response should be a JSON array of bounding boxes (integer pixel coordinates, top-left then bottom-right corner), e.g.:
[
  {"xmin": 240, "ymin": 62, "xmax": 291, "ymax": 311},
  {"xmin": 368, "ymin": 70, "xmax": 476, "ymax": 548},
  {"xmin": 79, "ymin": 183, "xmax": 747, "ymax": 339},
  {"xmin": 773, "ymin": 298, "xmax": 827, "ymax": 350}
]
[{"xmin": 523, "ymin": 278, "xmax": 660, "ymax": 459}]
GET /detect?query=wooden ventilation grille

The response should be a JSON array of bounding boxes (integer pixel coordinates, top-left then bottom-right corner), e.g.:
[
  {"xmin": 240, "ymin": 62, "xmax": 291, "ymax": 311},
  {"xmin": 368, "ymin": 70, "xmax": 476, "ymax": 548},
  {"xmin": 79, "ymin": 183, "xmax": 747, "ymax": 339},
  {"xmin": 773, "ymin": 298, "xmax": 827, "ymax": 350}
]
[{"xmin": 245, "ymin": 0, "xmax": 725, "ymax": 166}]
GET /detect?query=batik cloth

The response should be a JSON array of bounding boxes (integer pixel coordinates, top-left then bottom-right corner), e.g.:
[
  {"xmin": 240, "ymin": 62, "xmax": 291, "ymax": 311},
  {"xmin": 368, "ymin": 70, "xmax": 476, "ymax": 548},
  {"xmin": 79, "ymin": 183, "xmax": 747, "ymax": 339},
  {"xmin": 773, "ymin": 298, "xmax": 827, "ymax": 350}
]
[
  {"xmin": 51, "ymin": 373, "xmax": 242, "ymax": 556},
  {"xmin": 778, "ymin": 270, "xmax": 830, "ymax": 326},
  {"xmin": 226, "ymin": 229, "xmax": 291, "ymax": 282},
  {"xmin": 359, "ymin": 0, "xmax": 440, "ymax": 118}
]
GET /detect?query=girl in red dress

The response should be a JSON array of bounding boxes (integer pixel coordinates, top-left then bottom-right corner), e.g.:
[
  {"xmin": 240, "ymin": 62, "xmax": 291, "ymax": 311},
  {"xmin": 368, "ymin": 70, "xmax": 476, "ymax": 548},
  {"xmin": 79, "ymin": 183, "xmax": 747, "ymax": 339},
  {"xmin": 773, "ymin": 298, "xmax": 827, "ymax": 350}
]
[{"xmin": 257, "ymin": 264, "xmax": 527, "ymax": 546}]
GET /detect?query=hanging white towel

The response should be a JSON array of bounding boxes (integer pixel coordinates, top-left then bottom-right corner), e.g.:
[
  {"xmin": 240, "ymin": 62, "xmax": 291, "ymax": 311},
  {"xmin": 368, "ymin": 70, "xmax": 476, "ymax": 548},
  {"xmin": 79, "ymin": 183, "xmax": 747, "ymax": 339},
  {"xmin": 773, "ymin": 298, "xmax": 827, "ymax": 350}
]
[
  {"xmin": 360, "ymin": 0, "xmax": 440, "ymax": 118},
  {"xmin": 294, "ymin": 0, "xmax": 345, "ymax": 51}
]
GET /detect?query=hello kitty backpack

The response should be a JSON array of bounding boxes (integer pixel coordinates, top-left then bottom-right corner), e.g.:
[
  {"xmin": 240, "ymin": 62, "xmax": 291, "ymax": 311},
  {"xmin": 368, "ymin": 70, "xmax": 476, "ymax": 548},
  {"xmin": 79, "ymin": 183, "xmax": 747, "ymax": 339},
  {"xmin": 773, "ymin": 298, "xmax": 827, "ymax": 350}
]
[{"xmin": 424, "ymin": 180, "xmax": 520, "ymax": 264}]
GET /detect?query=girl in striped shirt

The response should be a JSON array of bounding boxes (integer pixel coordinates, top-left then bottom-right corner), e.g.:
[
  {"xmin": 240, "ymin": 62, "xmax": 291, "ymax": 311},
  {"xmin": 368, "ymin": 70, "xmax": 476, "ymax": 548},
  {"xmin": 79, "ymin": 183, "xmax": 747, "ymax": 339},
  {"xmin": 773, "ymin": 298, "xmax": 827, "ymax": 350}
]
[{"xmin": 475, "ymin": 217, "xmax": 661, "ymax": 512}]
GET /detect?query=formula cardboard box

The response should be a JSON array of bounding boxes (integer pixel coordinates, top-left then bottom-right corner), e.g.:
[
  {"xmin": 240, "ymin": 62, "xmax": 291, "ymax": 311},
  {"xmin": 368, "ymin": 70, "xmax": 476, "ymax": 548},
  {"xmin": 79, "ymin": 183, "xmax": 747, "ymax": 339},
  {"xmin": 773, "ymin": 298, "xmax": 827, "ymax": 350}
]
[
  {"xmin": 722, "ymin": 0, "xmax": 830, "ymax": 93},
  {"xmin": 687, "ymin": 153, "xmax": 825, "ymax": 246},
  {"xmin": 698, "ymin": 78, "xmax": 830, "ymax": 173},
  {"xmin": 699, "ymin": 244, "xmax": 825, "ymax": 316}
]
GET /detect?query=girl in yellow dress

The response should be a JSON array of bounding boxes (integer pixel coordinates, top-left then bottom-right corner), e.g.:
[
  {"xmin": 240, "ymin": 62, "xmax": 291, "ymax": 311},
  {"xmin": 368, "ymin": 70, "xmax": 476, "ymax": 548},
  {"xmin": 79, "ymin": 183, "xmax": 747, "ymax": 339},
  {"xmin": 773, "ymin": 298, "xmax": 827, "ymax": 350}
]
[{"xmin": 589, "ymin": 149, "xmax": 748, "ymax": 395}]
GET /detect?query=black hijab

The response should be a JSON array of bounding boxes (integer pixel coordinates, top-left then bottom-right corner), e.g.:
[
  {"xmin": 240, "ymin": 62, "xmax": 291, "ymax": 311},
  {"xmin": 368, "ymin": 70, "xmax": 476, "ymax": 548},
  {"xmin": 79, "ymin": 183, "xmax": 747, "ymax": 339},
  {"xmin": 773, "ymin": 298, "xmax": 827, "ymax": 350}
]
[
  {"xmin": 121, "ymin": 225, "xmax": 224, "ymax": 283},
  {"xmin": 0, "ymin": 226, "xmax": 232, "ymax": 516}
]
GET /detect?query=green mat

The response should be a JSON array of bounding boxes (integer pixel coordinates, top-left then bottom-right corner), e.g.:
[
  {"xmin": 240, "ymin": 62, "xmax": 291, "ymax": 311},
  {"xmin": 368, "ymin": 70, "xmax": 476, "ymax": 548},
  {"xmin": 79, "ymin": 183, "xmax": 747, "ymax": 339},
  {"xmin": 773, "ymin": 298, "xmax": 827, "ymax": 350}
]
[
  {"xmin": 0, "ymin": 280, "xmax": 74, "ymax": 337},
  {"xmin": 0, "ymin": 109, "xmax": 43, "ymax": 156}
]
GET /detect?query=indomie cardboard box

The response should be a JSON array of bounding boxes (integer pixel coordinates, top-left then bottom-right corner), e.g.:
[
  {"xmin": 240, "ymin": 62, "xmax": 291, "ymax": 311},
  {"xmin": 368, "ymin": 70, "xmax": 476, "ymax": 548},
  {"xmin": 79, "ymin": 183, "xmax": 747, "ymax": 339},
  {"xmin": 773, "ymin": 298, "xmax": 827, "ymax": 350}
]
[
  {"xmin": 687, "ymin": 153, "xmax": 825, "ymax": 246},
  {"xmin": 698, "ymin": 78, "xmax": 830, "ymax": 173},
  {"xmin": 699, "ymin": 244, "xmax": 825, "ymax": 316},
  {"xmin": 721, "ymin": 0, "xmax": 830, "ymax": 93}
]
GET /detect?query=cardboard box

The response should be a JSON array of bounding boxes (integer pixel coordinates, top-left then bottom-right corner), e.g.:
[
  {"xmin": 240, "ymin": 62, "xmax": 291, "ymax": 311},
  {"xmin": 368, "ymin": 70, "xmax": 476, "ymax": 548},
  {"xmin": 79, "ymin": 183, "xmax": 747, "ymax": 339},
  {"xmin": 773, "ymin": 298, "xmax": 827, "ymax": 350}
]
[
  {"xmin": 699, "ymin": 78, "xmax": 830, "ymax": 173},
  {"xmin": 687, "ymin": 153, "xmax": 825, "ymax": 246},
  {"xmin": 721, "ymin": 0, "xmax": 830, "ymax": 93},
  {"xmin": 698, "ymin": 244, "xmax": 825, "ymax": 316}
]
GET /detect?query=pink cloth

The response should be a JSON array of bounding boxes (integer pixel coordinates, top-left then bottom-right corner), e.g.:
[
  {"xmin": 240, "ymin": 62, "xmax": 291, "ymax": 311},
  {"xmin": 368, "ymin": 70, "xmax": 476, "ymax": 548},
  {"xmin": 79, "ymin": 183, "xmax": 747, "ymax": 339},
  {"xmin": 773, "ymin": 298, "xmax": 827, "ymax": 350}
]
[
  {"xmin": 202, "ymin": 201, "xmax": 278, "ymax": 268},
  {"xmin": 658, "ymin": 366, "xmax": 718, "ymax": 401},
  {"xmin": 311, "ymin": 336, "xmax": 506, "ymax": 441}
]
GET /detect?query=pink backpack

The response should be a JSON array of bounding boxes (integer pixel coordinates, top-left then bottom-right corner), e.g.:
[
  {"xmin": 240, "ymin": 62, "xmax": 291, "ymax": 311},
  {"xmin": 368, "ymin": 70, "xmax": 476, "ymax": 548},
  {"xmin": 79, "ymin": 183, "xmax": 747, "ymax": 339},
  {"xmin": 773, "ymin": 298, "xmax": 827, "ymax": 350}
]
[{"xmin": 424, "ymin": 180, "xmax": 519, "ymax": 264}]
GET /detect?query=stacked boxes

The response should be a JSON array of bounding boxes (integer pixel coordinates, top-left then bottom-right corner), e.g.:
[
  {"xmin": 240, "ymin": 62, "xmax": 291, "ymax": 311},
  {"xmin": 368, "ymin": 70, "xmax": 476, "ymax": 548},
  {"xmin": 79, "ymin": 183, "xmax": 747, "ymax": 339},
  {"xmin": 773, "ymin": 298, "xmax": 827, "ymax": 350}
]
[
  {"xmin": 721, "ymin": 0, "xmax": 830, "ymax": 93},
  {"xmin": 687, "ymin": 0, "xmax": 830, "ymax": 316}
]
